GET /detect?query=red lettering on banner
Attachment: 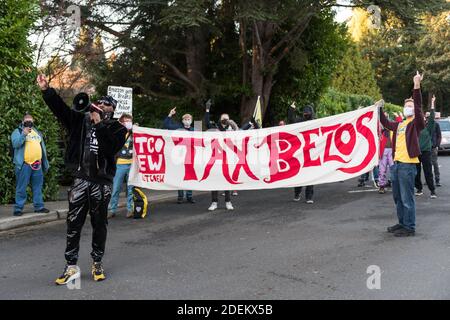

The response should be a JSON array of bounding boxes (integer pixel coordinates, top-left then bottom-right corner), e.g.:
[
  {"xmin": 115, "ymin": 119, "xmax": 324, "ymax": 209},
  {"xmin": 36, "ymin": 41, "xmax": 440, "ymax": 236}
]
[
  {"xmin": 256, "ymin": 132, "xmax": 301, "ymax": 183},
  {"xmin": 321, "ymin": 124, "xmax": 348, "ymax": 164},
  {"xmin": 200, "ymin": 139, "xmax": 236, "ymax": 184},
  {"xmin": 172, "ymin": 137, "xmax": 204, "ymax": 181},
  {"xmin": 334, "ymin": 123, "xmax": 356, "ymax": 156},
  {"xmin": 134, "ymin": 134, "xmax": 166, "ymax": 175},
  {"xmin": 301, "ymin": 129, "xmax": 322, "ymax": 168},
  {"xmin": 224, "ymin": 137, "xmax": 259, "ymax": 183},
  {"xmin": 338, "ymin": 111, "xmax": 376, "ymax": 174},
  {"xmin": 133, "ymin": 109, "xmax": 377, "ymax": 187}
]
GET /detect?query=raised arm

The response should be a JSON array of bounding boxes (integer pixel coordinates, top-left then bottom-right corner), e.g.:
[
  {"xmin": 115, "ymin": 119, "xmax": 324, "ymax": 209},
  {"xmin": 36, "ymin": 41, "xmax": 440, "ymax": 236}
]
[
  {"xmin": 204, "ymin": 110, "xmax": 213, "ymax": 129},
  {"xmin": 375, "ymin": 100, "xmax": 397, "ymax": 131},
  {"xmin": 413, "ymin": 71, "xmax": 425, "ymax": 131},
  {"xmin": 287, "ymin": 103, "xmax": 301, "ymax": 124},
  {"xmin": 37, "ymin": 75, "xmax": 83, "ymax": 131},
  {"xmin": 163, "ymin": 107, "xmax": 181, "ymax": 130},
  {"xmin": 427, "ymin": 95, "xmax": 436, "ymax": 133}
]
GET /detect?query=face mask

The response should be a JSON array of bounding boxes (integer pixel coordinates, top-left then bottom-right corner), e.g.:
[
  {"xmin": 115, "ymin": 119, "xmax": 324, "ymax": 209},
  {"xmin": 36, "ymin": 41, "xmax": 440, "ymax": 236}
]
[
  {"xmin": 182, "ymin": 119, "xmax": 192, "ymax": 127},
  {"xmin": 23, "ymin": 120, "xmax": 33, "ymax": 128},
  {"xmin": 124, "ymin": 121, "xmax": 133, "ymax": 130},
  {"xmin": 103, "ymin": 111, "xmax": 114, "ymax": 120},
  {"xmin": 403, "ymin": 106, "xmax": 414, "ymax": 117},
  {"xmin": 221, "ymin": 119, "xmax": 229, "ymax": 125},
  {"xmin": 303, "ymin": 113, "xmax": 312, "ymax": 120}
]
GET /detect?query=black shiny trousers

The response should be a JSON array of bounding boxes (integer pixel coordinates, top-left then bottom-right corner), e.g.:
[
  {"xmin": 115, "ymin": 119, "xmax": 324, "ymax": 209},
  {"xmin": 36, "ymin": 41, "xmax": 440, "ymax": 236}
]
[{"xmin": 65, "ymin": 178, "xmax": 112, "ymax": 265}]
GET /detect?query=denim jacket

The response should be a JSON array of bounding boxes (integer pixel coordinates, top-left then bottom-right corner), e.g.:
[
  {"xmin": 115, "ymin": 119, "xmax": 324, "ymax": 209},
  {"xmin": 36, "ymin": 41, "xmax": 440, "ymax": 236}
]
[{"xmin": 11, "ymin": 124, "xmax": 49, "ymax": 172}]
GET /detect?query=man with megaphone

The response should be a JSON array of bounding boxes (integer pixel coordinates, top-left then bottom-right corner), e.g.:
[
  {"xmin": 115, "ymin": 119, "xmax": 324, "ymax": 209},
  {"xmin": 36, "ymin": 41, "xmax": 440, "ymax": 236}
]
[{"xmin": 37, "ymin": 74, "xmax": 127, "ymax": 285}]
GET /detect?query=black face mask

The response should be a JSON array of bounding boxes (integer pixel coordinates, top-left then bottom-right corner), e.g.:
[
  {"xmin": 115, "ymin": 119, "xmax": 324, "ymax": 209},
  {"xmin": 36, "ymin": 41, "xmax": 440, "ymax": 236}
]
[
  {"xmin": 303, "ymin": 113, "xmax": 312, "ymax": 120},
  {"xmin": 221, "ymin": 119, "xmax": 229, "ymax": 125},
  {"xmin": 23, "ymin": 121, "xmax": 33, "ymax": 128},
  {"xmin": 103, "ymin": 111, "xmax": 114, "ymax": 121}
]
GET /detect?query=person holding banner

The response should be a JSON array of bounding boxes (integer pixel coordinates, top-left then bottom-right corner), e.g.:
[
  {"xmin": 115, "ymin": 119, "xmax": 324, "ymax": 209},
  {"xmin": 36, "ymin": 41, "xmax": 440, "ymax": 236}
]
[
  {"xmin": 204, "ymin": 101, "xmax": 239, "ymax": 211},
  {"xmin": 37, "ymin": 74, "xmax": 127, "ymax": 284},
  {"xmin": 163, "ymin": 107, "xmax": 196, "ymax": 204},
  {"xmin": 378, "ymin": 71, "xmax": 426, "ymax": 237},
  {"xmin": 288, "ymin": 102, "xmax": 315, "ymax": 204}
]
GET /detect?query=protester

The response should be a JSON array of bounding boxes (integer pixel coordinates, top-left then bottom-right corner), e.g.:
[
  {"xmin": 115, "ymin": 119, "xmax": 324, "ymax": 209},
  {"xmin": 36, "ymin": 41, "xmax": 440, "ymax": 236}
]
[
  {"xmin": 415, "ymin": 95, "xmax": 437, "ymax": 198},
  {"xmin": 163, "ymin": 107, "xmax": 196, "ymax": 204},
  {"xmin": 37, "ymin": 74, "xmax": 127, "ymax": 284},
  {"xmin": 10, "ymin": 114, "xmax": 50, "ymax": 216},
  {"xmin": 378, "ymin": 115, "xmax": 394, "ymax": 194},
  {"xmin": 378, "ymin": 71, "xmax": 425, "ymax": 237},
  {"xmin": 431, "ymin": 109, "xmax": 442, "ymax": 187},
  {"xmin": 109, "ymin": 114, "xmax": 134, "ymax": 218},
  {"xmin": 357, "ymin": 167, "xmax": 379, "ymax": 188},
  {"xmin": 204, "ymin": 101, "xmax": 239, "ymax": 211},
  {"xmin": 288, "ymin": 102, "xmax": 315, "ymax": 203}
]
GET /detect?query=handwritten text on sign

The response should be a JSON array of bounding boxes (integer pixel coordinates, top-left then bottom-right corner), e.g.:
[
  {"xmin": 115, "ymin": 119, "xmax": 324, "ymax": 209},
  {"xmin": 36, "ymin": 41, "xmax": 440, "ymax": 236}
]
[{"xmin": 108, "ymin": 86, "xmax": 133, "ymax": 118}]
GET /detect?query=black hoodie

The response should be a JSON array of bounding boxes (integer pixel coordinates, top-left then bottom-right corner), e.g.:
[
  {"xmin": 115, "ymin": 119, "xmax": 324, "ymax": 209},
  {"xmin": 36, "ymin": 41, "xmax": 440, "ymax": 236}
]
[
  {"xmin": 42, "ymin": 87, "xmax": 127, "ymax": 185},
  {"xmin": 288, "ymin": 104, "xmax": 316, "ymax": 124}
]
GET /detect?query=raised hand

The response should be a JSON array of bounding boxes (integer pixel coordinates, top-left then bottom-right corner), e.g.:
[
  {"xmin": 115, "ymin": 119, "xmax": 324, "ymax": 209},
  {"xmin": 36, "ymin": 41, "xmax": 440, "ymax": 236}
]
[
  {"xmin": 168, "ymin": 107, "xmax": 176, "ymax": 117},
  {"xmin": 431, "ymin": 94, "xmax": 436, "ymax": 110},
  {"xmin": 205, "ymin": 99, "xmax": 212, "ymax": 112},
  {"xmin": 36, "ymin": 74, "xmax": 49, "ymax": 90},
  {"xmin": 413, "ymin": 71, "xmax": 423, "ymax": 88}
]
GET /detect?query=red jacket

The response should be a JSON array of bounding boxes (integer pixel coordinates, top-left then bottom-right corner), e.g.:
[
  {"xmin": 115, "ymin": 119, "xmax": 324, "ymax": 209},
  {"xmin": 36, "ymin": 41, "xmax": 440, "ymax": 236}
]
[{"xmin": 379, "ymin": 88, "xmax": 425, "ymax": 160}]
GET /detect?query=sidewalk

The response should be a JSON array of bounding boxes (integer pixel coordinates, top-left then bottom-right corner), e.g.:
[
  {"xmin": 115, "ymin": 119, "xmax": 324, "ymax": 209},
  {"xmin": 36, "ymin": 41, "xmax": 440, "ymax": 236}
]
[{"xmin": 0, "ymin": 188, "xmax": 184, "ymax": 232}]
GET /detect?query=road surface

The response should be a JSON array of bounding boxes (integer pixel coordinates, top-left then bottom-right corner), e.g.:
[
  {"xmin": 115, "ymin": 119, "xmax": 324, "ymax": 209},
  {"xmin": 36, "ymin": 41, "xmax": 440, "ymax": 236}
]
[{"xmin": 0, "ymin": 155, "xmax": 449, "ymax": 299}]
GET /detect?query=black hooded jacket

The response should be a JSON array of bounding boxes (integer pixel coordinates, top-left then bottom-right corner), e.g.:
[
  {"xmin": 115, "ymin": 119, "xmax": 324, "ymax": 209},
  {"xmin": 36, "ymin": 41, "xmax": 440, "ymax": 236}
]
[
  {"xmin": 42, "ymin": 87, "xmax": 127, "ymax": 185},
  {"xmin": 288, "ymin": 104, "xmax": 316, "ymax": 124}
]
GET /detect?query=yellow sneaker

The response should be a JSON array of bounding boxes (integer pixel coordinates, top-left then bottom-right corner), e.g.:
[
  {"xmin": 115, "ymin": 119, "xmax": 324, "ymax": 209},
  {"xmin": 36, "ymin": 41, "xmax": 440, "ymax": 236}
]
[
  {"xmin": 55, "ymin": 265, "xmax": 80, "ymax": 285},
  {"xmin": 92, "ymin": 262, "xmax": 106, "ymax": 282}
]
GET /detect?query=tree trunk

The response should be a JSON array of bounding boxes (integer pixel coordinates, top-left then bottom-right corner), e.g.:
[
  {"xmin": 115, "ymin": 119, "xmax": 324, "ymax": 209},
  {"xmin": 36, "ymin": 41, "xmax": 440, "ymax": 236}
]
[
  {"xmin": 185, "ymin": 26, "xmax": 206, "ymax": 106},
  {"xmin": 240, "ymin": 21, "xmax": 275, "ymax": 125}
]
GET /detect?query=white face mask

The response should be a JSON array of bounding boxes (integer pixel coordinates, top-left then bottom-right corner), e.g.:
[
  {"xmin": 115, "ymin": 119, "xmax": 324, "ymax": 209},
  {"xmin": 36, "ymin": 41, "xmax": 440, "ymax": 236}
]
[
  {"xmin": 403, "ymin": 106, "xmax": 414, "ymax": 117},
  {"xmin": 124, "ymin": 121, "xmax": 133, "ymax": 130},
  {"xmin": 182, "ymin": 119, "xmax": 192, "ymax": 127}
]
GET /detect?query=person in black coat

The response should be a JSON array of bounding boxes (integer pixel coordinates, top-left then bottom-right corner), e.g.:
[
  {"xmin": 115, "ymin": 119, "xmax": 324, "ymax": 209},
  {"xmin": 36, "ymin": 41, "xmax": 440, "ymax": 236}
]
[
  {"xmin": 37, "ymin": 74, "xmax": 127, "ymax": 285},
  {"xmin": 288, "ymin": 102, "xmax": 315, "ymax": 204}
]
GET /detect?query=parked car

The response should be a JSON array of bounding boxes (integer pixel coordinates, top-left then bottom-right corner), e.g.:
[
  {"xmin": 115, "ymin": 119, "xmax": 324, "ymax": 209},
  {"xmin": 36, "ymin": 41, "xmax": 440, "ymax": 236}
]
[{"xmin": 437, "ymin": 118, "xmax": 450, "ymax": 154}]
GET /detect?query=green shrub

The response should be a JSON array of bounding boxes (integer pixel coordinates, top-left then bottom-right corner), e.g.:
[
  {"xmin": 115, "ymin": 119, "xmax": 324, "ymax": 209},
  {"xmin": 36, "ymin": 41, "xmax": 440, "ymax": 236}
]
[
  {"xmin": 316, "ymin": 87, "xmax": 402, "ymax": 118},
  {"xmin": 0, "ymin": 0, "xmax": 63, "ymax": 204}
]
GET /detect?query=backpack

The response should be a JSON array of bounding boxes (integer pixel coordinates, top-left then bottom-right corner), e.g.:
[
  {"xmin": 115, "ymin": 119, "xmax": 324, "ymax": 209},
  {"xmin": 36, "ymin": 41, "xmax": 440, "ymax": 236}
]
[{"xmin": 132, "ymin": 187, "xmax": 148, "ymax": 219}]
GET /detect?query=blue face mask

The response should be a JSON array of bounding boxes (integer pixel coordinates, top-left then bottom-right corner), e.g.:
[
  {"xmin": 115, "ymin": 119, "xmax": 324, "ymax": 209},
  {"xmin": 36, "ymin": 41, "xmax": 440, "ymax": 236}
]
[{"xmin": 403, "ymin": 106, "xmax": 414, "ymax": 117}]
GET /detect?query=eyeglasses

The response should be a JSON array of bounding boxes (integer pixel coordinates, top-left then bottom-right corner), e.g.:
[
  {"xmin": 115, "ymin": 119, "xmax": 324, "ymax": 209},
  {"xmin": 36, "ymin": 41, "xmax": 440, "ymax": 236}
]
[{"xmin": 97, "ymin": 100, "xmax": 112, "ymax": 106}]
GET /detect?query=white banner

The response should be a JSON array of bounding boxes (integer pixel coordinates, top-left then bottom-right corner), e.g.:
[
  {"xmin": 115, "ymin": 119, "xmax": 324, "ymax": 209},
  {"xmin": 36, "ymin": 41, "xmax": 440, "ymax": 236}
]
[
  {"xmin": 108, "ymin": 86, "xmax": 133, "ymax": 118},
  {"xmin": 128, "ymin": 105, "xmax": 379, "ymax": 191}
]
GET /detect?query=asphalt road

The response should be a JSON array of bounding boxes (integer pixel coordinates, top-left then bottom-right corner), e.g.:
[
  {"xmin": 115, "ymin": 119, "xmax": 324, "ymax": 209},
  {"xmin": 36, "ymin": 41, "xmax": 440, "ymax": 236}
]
[{"xmin": 1, "ymin": 155, "xmax": 449, "ymax": 300}]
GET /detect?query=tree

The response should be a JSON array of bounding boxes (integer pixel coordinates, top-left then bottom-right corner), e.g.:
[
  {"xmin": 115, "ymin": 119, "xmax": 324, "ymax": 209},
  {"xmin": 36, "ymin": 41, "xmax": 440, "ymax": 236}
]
[
  {"xmin": 0, "ymin": 0, "xmax": 63, "ymax": 204},
  {"xmin": 350, "ymin": 3, "xmax": 449, "ymax": 112},
  {"xmin": 40, "ymin": 0, "xmax": 448, "ymax": 122},
  {"xmin": 417, "ymin": 11, "xmax": 450, "ymax": 113},
  {"xmin": 331, "ymin": 43, "xmax": 381, "ymax": 99}
]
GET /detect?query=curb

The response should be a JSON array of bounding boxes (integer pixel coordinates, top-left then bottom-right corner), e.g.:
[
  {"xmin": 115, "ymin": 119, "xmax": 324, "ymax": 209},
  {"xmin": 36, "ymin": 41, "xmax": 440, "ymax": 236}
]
[{"xmin": 0, "ymin": 192, "xmax": 189, "ymax": 232}]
